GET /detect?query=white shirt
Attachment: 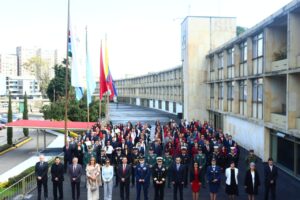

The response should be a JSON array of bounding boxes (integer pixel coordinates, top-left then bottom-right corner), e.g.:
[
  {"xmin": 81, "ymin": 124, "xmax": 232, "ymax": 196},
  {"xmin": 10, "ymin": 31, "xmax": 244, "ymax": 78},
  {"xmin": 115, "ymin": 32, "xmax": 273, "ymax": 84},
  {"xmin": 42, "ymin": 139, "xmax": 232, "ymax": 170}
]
[
  {"xmin": 251, "ymin": 171, "xmax": 255, "ymax": 188},
  {"xmin": 225, "ymin": 167, "xmax": 238, "ymax": 185},
  {"xmin": 105, "ymin": 145, "xmax": 114, "ymax": 154}
]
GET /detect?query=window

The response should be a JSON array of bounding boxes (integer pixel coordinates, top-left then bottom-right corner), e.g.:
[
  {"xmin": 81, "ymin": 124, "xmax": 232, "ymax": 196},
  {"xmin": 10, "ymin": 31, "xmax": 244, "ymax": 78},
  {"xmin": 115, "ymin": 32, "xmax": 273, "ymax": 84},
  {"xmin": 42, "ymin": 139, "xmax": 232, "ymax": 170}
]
[
  {"xmin": 252, "ymin": 78, "xmax": 263, "ymax": 119},
  {"xmin": 165, "ymin": 101, "xmax": 169, "ymax": 111},
  {"xmin": 158, "ymin": 100, "xmax": 162, "ymax": 109},
  {"xmin": 218, "ymin": 53, "xmax": 224, "ymax": 79},
  {"xmin": 253, "ymin": 33, "xmax": 264, "ymax": 74},
  {"xmin": 210, "ymin": 84, "xmax": 214, "ymax": 109},
  {"xmin": 218, "ymin": 83, "xmax": 224, "ymax": 110},
  {"xmin": 239, "ymin": 41, "xmax": 248, "ymax": 77},
  {"xmin": 239, "ymin": 80, "xmax": 247, "ymax": 115},
  {"xmin": 227, "ymin": 48, "xmax": 235, "ymax": 78},
  {"xmin": 227, "ymin": 81, "xmax": 234, "ymax": 112},
  {"xmin": 173, "ymin": 102, "xmax": 176, "ymax": 113}
]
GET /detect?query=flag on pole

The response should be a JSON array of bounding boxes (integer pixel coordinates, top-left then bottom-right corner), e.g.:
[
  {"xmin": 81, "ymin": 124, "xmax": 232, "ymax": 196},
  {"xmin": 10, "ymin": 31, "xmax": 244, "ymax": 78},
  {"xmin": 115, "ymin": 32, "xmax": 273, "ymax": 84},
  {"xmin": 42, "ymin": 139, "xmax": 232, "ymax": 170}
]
[
  {"xmin": 70, "ymin": 24, "xmax": 86, "ymax": 101},
  {"xmin": 99, "ymin": 41, "xmax": 108, "ymax": 100},
  {"xmin": 85, "ymin": 28, "xmax": 96, "ymax": 105},
  {"xmin": 104, "ymin": 38, "xmax": 117, "ymax": 100}
]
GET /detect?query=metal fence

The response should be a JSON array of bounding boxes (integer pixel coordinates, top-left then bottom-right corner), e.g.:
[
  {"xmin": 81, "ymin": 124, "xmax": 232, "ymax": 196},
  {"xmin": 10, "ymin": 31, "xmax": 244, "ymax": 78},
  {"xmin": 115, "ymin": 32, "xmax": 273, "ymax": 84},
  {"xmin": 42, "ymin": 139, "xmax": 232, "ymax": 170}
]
[
  {"xmin": 0, "ymin": 171, "xmax": 36, "ymax": 200},
  {"xmin": 0, "ymin": 155, "xmax": 63, "ymax": 200}
]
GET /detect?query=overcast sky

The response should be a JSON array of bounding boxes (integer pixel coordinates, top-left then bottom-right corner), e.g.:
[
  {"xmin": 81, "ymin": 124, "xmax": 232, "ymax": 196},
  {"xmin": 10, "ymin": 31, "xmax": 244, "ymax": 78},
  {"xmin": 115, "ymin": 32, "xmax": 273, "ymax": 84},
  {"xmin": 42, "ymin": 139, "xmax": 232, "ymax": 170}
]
[{"xmin": 0, "ymin": 0, "xmax": 292, "ymax": 79}]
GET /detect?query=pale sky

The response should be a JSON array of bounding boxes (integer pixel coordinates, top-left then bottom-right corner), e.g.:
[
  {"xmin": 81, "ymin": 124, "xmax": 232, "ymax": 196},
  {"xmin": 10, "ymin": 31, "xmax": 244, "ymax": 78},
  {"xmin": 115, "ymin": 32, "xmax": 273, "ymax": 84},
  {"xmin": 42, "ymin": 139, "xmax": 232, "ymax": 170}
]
[{"xmin": 0, "ymin": 0, "xmax": 293, "ymax": 79}]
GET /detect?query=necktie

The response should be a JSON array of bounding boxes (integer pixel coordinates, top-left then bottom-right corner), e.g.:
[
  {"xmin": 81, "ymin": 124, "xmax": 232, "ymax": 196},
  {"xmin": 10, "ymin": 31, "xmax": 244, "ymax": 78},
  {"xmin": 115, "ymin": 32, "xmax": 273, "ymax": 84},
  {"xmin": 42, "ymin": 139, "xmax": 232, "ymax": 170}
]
[
  {"xmin": 40, "ymin": 162, "xmax": 43, "ymax": 167},
  {"xmin": 73, "ymin": 165, "xmax": 76, "ymax": 173},
  {"xmin": 177, "ymin": 164, "xmax": 180, "ymax": 171},
  {"xmin": 123, "ymin": 164, "xmax": 126, "ymax": 174}
]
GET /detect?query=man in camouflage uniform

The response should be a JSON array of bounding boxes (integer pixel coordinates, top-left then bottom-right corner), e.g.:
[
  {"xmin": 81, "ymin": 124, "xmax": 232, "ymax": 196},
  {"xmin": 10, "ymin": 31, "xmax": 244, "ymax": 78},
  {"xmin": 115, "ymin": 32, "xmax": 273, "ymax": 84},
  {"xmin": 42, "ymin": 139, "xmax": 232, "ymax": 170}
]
[
  {"xmin": 194, "ymin": 148, "xmax": 206, "ymax": 188},
  {"xmin": 245, "ymin": 149, "xmax": 257, "ymax": 169},
  {"xmin": 163, "ymin": 151, "xmax": 173, "ymax": 188}
]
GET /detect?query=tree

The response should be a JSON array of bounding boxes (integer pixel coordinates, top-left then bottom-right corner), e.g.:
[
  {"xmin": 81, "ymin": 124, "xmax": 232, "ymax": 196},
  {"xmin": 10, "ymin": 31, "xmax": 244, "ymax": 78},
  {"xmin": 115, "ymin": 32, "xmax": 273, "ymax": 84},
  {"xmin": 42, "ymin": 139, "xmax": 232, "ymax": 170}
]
[
  {"xmin": 23, "ymin": 56, "xmax": 50, "ymax": 98},
  {"xmin": 23, "ymin": 92, "xmax": 29, "ymax": 137},
  {"xmin": 237, "ymin": 26, "xmax": 247, "ymax": 36},
  {"xmin": 46, "ymin": 65, "xmax": 71, "ymax": 102},
  {"xmin": 7, "ymin": 93, "xmax": 13, "ymax": 145}
]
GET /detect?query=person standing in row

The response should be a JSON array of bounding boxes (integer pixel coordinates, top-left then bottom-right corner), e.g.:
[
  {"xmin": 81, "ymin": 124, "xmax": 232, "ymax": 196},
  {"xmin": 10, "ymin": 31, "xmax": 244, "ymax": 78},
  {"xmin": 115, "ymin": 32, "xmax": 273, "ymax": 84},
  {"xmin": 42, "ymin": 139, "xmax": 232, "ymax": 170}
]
[
  {"xmin": 51, "ymin": 157, "xmax": 64, "ymax": 200},
  {"xmin": 171, "ymin": 157, "xmax": 185, "ymax": 200},
  {"xmin": 86, "ymin": 157, "xmax": 101, "ymax": 200},
  {"xmin": 152, "ymin": 157, "xmax": 167, "ymax": 200},
  {"xmin": 35, "ymin": 154, "xmax": 49, "ymax": 200},
  {"xmin": 225, "ymin": 161, "xmax": 239, "ymax": 200},
  {"xmin": 264, "ymin": 158, "xmax": 278, "ymax": 200},
  {"xmin": 207, "ymin": 158, "xmax": 221, "ymax": 200},
  {"xmin": 68, "ymin": 157, "xmax": 82, "ymax": 200},
  {"xmin": 163, "ymin": 151, "xmax": 173, "ymax": 188},
  {"xmin": 102, "ymin": 159, "xmax": 114, "ymax": 200},
  {"xmin": 194, "ymin": 148, "xmax": 206, "ymax": 188},
  {"xmin": 244, "ymin": 162, "xmax": 260, "ymax": 200},
  {"xmin": 118, "ymin": 157, "xmax": 131, "ymax": 200},
  {"xmin": 136, "ymin": 155, "xmax": 151, "ymax": 200},
  {"xmin": 190, "ymin": 162, "xmax": 201, "ymax": 200}
]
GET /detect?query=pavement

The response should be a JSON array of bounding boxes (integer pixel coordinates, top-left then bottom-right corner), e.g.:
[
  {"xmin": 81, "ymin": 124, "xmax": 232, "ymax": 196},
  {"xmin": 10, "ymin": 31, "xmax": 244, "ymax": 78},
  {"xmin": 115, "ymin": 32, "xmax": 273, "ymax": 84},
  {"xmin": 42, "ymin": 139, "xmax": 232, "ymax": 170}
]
[{"xmin": 28, "ymin": 103, "xmax": 300, "ymax": 200}]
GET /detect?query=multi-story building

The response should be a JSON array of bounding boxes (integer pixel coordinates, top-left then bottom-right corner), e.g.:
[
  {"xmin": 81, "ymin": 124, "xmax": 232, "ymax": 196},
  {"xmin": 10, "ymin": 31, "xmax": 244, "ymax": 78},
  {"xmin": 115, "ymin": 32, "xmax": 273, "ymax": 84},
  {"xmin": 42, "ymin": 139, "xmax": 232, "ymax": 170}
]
[
  {"xmin": 16, "ymin": 46, "xmax": 38, "ymax": 76},
  {"xmin": 3, "ymin": 76, "xmax": 41, "ymax": 99},
  {"xmin": 0, "ymin": 54, "xmax": 18, "ymax": 76},
  {"xmin": 114, "ymin": 66, "xmax": 184, "ymax": 115},
  {"xmin": 204, "ymin": 0, "xmax": 300, "ymax": 177}
]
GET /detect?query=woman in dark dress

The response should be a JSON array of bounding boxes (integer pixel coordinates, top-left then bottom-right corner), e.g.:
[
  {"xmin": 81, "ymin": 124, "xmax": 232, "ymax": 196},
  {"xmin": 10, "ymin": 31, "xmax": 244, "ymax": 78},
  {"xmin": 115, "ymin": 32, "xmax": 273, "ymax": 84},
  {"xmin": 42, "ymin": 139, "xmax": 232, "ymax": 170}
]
[
  {"xmin": 207, "ymin": 158, "xmax": 221, "ymax": 200},
  {"xmin": 190, "ymin": 162, "xmax": 201, "ymax": 200},
  {"xmin": 244, "ymin": 162, "xmax": 260, "ymax": 200},
  {"xmin": 225, "ymin": 161, "xmax": 239, "ymax": 200}
]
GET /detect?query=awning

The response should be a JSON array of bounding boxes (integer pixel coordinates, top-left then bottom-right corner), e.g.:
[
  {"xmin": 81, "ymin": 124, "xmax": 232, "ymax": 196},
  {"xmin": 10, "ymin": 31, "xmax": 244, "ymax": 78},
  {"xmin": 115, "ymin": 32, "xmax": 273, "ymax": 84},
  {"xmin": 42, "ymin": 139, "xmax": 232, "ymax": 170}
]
[{"xmin": 5, "ymin": 120, "xmax": 96, "ymax": 130}]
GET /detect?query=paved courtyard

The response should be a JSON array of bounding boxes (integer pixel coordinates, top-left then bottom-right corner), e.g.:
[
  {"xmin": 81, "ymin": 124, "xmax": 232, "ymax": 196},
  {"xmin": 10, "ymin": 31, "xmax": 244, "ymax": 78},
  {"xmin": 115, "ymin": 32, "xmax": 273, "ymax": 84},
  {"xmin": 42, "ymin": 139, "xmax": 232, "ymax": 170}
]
[{"xmin": 28, "ymin": 103, "xmax": 299, "ymax": 199}]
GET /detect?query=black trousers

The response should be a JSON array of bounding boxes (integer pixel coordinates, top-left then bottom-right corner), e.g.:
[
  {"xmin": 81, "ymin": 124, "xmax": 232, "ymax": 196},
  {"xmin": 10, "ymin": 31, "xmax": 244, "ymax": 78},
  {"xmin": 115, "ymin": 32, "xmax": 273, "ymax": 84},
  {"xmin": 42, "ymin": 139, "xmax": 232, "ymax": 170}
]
[
  {"xmin": 115, "ymin": 168, "xmax": 119, "ymax": 186},
  {"xmin": 184, "ymin": 167, "xmax": 188, "ymax": 186},
  {"xmin": 120, "ymin": 182, "xmax": 130, "ymax": 200},
  {"xmin": 264, "ymin": 183, "xmax": 276, "ymax": 200},
  {"xmin": 37, "ymin": 179, "xmax": 48, "ymax": 200},
  {"xmin": 173, "ymin": 182, "xmax": 183, "ymax": 200},
  {"xmin": 71, "ymin": 181, "xmax": 80, "ymax": 200},
  {"xmin": 53, "ymin": 181, "xmax": 63, "ymax": 200},
  {"xmin": 154, "ymin": 183, "xmax": 165, "ymax": 200}
]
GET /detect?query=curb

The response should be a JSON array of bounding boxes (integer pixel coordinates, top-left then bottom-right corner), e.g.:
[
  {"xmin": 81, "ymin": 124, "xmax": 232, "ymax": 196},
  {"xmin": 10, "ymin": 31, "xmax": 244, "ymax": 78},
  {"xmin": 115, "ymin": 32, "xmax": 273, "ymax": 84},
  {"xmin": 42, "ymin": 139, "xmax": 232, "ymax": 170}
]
[{"xmin": 0, "ymin": 137, "xmax": 32, "ymax": 156}]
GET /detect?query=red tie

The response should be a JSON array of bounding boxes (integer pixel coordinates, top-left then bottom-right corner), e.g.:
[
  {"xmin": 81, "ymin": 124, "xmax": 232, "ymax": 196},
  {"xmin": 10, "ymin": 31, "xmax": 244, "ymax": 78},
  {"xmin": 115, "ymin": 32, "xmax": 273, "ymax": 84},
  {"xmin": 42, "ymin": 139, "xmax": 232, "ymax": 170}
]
[{"xmin": 123, "ymin": 165, "xmax": 126, "ymax": 175}]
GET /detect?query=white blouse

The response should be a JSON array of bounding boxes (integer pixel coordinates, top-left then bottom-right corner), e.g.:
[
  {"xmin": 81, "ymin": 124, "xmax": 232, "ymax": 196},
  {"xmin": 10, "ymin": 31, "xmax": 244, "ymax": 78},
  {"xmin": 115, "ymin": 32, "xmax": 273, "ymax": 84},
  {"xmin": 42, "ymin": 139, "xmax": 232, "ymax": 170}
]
[
  {"xmin": 102, "ymin": 165, "xmax": 114, "ymax": 182},
  {"xmin": 251, "ymin": 171, "xmax": 255, "ymax": 187}
]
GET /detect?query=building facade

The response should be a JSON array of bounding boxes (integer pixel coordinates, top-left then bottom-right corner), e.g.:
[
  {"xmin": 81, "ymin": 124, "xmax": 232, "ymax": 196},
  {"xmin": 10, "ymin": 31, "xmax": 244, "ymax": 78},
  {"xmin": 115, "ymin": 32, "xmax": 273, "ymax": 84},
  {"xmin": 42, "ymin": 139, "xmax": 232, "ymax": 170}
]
[
  {"xmin": 114, "ymin": 66, "xmax": 183, "ymax": 115},
  {"xmin": 0, "ymin": 54, "xmax": 18, "ymax": 76},
  {"xmin": 205, "ymin": 0, "xmax": 300, "ymax": 178}
]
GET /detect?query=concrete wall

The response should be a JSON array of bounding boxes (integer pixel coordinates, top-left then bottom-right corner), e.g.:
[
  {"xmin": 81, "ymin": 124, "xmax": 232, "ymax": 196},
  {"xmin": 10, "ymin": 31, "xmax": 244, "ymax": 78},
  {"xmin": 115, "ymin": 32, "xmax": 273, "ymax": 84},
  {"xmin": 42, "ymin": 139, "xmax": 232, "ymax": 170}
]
[
  {"xmin": 224, "ymin": 115, "xmax": 265, "ymax": 159},
  {"xmin": 181, "ymin": 17, "xmax": 236, "ymax": 121}
]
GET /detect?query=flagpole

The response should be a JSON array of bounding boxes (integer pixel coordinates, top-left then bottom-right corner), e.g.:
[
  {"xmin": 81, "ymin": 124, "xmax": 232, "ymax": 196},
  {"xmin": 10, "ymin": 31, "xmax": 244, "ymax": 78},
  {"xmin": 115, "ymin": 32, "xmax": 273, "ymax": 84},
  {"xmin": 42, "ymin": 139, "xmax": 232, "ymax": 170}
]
[
  {"xmin": 99, "ymin": 41, "xmax": 102, "ymax": 121},
  {"xmin": 64, "ymin": 0, "xmax": 70, "ymax": 145},
  {"xmin": 86, "ymin": 26, "xmax": 90, "ymax": 125},
  {"xmin": 106, "ymin": 93, "xmax": 109, "ymax": 121}
]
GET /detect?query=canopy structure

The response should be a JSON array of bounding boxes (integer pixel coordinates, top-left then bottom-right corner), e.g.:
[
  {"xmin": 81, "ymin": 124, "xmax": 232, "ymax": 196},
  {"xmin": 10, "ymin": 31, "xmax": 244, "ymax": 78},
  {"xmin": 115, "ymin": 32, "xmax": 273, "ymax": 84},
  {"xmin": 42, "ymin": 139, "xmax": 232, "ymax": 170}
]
[{"xmin": 5, "ymin": 120, "xmax": 96, "ymax": 130}]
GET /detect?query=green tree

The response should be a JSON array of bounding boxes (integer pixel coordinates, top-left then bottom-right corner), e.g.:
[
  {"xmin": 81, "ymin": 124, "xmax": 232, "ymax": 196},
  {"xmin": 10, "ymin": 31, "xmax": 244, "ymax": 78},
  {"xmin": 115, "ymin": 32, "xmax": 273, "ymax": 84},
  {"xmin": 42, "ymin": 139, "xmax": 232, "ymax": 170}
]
[
  {"xmin": 46, "ymin": 65, "xmax": 71, "ymax": 102},
  {"xmin": 23, "ymin": 92, "xmax": 29, "ymax": 137},
  {"xmin": 237, "ymin": 26, "xmax": 247, "ymax": 36},
  {"xmin": 7, "ymin": 93, "xmax": 13, "ymax": 145},
  {"xmin": 23, "ymin": 56, "xmax": 50, "ymax": 98}
]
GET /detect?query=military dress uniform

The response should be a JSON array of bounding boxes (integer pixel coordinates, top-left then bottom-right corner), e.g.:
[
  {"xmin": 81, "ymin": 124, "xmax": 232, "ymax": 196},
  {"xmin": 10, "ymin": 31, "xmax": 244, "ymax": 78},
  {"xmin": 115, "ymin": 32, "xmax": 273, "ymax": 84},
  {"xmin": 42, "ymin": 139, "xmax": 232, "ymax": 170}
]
[
  {"xmin": 163, "ymin": 153, "xmax": 173, "ymax": 188},
  {"xmin": 146, "ymin": 151, "xmax": 157, "ymax": 180},
  {"xmin": 136, "ymin": 156, "xmax": 151, "ymax": 200},
  {"xmin": 113, "ymin": 148, "xmax": 123, "ymax": 187},
  {"xmin": 131, "ymin": 148, "xmax": 140, "ymax": 186},
  {"xmin": 152, "ymin": 157, "xmax": 167, "ymax": 200}
]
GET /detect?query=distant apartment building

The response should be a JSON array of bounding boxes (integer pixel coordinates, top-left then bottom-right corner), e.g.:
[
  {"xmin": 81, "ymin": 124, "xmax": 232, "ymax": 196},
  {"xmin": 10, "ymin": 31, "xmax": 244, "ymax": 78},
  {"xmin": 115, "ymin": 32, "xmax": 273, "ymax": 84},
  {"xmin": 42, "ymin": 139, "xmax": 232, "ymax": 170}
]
[
  {"xmin": 1, "ymin": 76, "xmax": 41, "ymax": 99},
  {"xmin": 0, "ymin": 54, "xmax": 18, "ymax": 76}
]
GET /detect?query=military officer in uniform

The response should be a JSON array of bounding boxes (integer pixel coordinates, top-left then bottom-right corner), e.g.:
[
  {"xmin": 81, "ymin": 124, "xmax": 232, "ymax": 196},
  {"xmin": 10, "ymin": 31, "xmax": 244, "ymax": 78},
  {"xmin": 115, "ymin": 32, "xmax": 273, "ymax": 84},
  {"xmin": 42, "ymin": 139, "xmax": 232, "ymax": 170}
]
[
  {"xmin": 131, "ymin": 147, "xmax": 140, "ymax": 187},
  {"xmin": 136, "ymin": 155, "xmax": 151, "ymax": 200},
  {"xmin": 245, "ymin": 149, "xmax": 257, "ymax": 169},
  {"xmin": 113, "ymin": 147, "xmax": 123, "ymax": 187},
  {"xmin": 146, "ymin": 147, "xmax": 157, "ymax": 170},
  {"xmin": 227, "ymin": 147, "xmax": 238, "ymax": 168},
  {"xmin": 153, "ymin": 157, "xmax": 167, "ymax": 200},
  {"xmin": 163, "ymin": 151, "xmax": 173, "ymax": 188},
  {"xmin": 179, "ymin": 146, "xmax": 190, "ymax": 187},
  {"xmin": 194, "ymin": 148, "xmax": 206, "ymax": 188},
  {"xmin": 99, "ymin": 149, "xmax": 108, "ymax": 166}
]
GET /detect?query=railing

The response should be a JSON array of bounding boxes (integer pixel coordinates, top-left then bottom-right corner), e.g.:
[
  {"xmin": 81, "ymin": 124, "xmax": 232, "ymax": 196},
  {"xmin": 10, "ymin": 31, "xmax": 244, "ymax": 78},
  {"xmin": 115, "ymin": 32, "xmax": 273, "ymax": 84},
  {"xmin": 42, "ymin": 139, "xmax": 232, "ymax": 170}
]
[
  {"xmin": 0, "ymin": 154, "xmax": 63, "ymax": 200},
  {"xmin": 0, "ymin": 171, "xmax": 36, "ymax": 200}
]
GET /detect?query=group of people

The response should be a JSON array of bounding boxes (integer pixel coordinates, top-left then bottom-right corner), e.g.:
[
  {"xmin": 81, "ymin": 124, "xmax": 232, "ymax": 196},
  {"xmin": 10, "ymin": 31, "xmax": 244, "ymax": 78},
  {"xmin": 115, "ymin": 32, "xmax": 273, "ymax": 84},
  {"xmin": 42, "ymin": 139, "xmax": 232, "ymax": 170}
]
[{"xmin": 35, "ymin": 119, "xmax": 279, "ymax": 200}]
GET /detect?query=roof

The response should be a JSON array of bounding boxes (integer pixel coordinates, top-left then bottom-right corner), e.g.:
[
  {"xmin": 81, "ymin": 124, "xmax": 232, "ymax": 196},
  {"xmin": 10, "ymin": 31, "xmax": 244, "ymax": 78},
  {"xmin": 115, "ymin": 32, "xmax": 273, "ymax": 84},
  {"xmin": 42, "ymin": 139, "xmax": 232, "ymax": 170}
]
[{"xmin": 5, "ymin": 120, "xmax": 96, "ymax": 130}]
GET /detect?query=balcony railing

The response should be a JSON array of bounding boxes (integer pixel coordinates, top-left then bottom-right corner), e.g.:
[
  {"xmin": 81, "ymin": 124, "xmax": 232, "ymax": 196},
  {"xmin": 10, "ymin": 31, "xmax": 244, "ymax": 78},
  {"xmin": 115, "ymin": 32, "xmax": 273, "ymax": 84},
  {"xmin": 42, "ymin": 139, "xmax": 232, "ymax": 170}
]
[
  {"xmin": 271, "ymin": 59, "xmax": 287, "ymax": 72},
  {"xmin": 270, "ymin": 113, "xmax": 286, "ymax": 128}
]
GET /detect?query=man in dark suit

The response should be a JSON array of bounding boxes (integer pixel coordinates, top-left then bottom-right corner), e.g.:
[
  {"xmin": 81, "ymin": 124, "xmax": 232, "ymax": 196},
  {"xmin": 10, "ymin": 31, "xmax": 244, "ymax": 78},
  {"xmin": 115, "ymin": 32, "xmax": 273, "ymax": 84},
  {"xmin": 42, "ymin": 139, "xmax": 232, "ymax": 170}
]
[
  {"xmin": 68, "ymin": 157, "xmax": 82, "ymax": 200},
  {"xmin": 51, "ymin": 157, "xmax": 64, "ymax": 200},
  {"xmin": 35, "ymin": 154, "xmax": 49, "ymax": 200},
  {"xmin": 171, "ymin": 157, "xmax": 186, "ymax": 200},
  {"xmin": 117, "ymin": 157, "xmax": 131, "ymax": 200},
  {"xmin": 63, "ymin": 143, "xmax": 73, "ymax": 173},
  {"xmin": 264, "ymin": 158, "xmax": 278, "ymax": 200}
]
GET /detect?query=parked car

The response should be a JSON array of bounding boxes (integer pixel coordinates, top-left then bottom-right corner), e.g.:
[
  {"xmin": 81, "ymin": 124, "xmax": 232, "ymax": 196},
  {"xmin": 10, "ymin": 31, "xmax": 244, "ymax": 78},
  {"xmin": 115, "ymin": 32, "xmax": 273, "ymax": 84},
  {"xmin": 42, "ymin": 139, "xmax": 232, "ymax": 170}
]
[
  {"xmin": 0, "ymin": 123, "xmax": 5, "ymax": 130},
  {"xmin": 0, "ymin": 114, "xmax": 21, "ymax": 124}
]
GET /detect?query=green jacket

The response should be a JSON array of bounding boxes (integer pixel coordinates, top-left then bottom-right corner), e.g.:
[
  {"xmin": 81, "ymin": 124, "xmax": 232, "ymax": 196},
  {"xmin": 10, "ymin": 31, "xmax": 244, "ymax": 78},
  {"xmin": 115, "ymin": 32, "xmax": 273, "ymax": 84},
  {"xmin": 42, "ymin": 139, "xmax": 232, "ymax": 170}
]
[
  {"xmin": 146, "ymin": 153, "xmax": 157, "ymax": 168},
  {"xmin": 163, "ymin": 155, "xmax": 173, "ymax": 169},
  {"xmin": 194, "ymin": 154, "xmax": 206, "ymax": 168}
]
